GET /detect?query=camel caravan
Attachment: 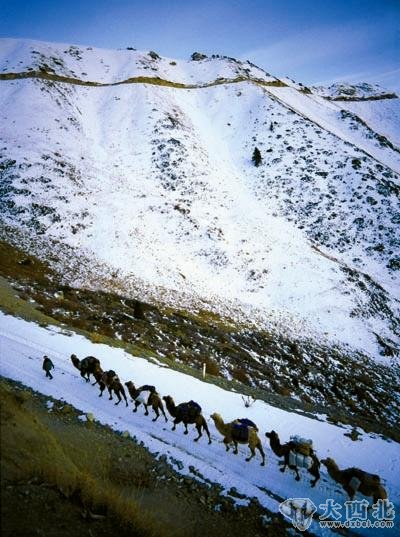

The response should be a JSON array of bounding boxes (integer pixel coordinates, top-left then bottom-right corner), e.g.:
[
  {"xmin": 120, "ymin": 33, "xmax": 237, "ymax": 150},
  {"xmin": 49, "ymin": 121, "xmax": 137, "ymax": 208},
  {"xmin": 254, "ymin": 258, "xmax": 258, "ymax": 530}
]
[{"xmin": 69, "ymin": 353, "xmax": 389, "ymax": 502}]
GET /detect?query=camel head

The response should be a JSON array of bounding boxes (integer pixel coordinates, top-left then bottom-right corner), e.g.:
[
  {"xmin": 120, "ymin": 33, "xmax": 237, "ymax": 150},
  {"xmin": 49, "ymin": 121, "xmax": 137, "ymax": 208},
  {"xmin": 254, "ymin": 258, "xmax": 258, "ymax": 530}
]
[
  {"xmin": 163, "ymin": 395, "xmax": 174, "ymax": 405},
  {"xmin": 210, "ymin": 412, "xmax": 222, "ymax": 422},
  {"xmin": 125, "ymin": 381, "xmax": 135, "ymax": 389},
  {"xmin": 70, "ymin": 354, "xmax": 81, "ymax": 368},
  {"xmin": 265, "ymin": 430, "xmax": 277, "ymax": 440},
  {"xmin": 321, "ymin": 457, "xmax": 336, "ymax": 468}
]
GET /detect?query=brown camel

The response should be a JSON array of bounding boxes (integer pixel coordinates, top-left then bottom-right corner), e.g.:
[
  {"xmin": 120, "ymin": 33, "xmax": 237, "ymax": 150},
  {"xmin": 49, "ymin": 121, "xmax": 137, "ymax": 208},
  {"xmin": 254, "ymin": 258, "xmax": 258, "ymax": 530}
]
[
  {"xmin": 91, "ymin": 364, "xmax": 104, "ymax": 386},
  {"xmin": 99, "ymin": 370, "xmax": 128, "ymax": 406},
  {"xmin": 321, "ymin": 458, "xmax": 387, "ymax": 503},
  {"xmin": 125, "ymin": 382, "xmax": 168, "ymax": 422},
  {"xmin": 265, "ymin": 430, "xmax": 320, "ymax": 486},
  {"xmin": 211, "ymin": 413, "xmax": 265, "ymax": 465},
  {"xmin": 70, "ymin": 354, "xmax": 101, "ymax": 383},
  {"xmin": 163, "ymin": 396, "xmax": 211, "ymax": 444}
]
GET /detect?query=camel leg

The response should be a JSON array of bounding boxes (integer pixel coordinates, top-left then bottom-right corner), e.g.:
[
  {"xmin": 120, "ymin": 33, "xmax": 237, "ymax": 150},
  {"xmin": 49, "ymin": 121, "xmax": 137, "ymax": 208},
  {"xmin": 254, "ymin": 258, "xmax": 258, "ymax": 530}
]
[
  {"xmin": 245, "ymin": 446, "xmax": 255, "ymax": 462},
  {"xmin": 233, "ymin": 441, "xmax": 239, "ymax": 455},
  {"xmin": 184, "ymin": 422, "xmax": 189, "ymax": 435},
  {"xmin": 289, "ymin": 464, "xmax": 301, "ymax": 481},
  {"xmin": 172, "ymin": 418, "xmax": 181, "ymax": 431},
  {"xmin": 224, "ymin": 439, "xmax": 230, "ymax": 452},
  {"xmin": 114, "ymin": 393, "xmax": 122, "ymax": 406},
  {"xmin": 152, "ymin": 406, "xmax": 160, "ymax": 421},
  {"xmin": 257, "ymin": 442, "xmax": 266, "ymax": 466},
  {"xmin": 108, "ymin": 386, "xmax": 113, "ymax": 400},
  {"xmin": 344, "ymin": 485, "xmax": 355, "ymax": 500},
  {"xmin": 133, "ymin": 401, "xmax": 140, "ymax": 413},
  {"xmin": 194, "ymin": 424, "xmax": 202, "ymax": 442},
  {"xmin": 245, "ymin": 443, "xmax": 265, "ymax": 465},
  {"xmin": 280, "ymin": 454, "xmax": 289, "ymax": 473},
  {"xmin": 99, "ymin": 383, "xmax": 105, "ymax": 397},
  {"xmin": 372, "ymin": 494, "xmax": 381, "ymax": 505},
  {"xmin": 309, "ymin": 462, "xmax": 320, "ymax": 487},
  {"xmin": 158, "ymin": 402, "xmax": 168, "ymax": 422},
  {"xmin": 144, "ymin": 404, "xmax": 149, "ymax": 416},
  {"xmin": 201, "ymin": 419, "xmax": 212, "ymax": 444}
]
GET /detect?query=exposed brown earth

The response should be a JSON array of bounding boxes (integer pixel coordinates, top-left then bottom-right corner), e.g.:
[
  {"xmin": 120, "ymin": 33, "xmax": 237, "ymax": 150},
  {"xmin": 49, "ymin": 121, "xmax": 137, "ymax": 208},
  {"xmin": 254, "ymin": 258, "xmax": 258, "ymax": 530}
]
[{"xmin": 0, "ymin": 377, "xmax": 290, "ymax": 537}]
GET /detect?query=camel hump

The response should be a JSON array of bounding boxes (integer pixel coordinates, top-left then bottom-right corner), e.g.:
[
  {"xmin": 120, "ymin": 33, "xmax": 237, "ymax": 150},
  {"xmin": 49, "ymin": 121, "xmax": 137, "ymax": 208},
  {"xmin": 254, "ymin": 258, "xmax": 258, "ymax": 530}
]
[
  {"xmin": 232, "ymin": 422, "xmax": 250, "ymax": 441},
  {"xmin": 180, "ymin": 401, "xmax": 201, "ymax": 418},
  {"xmin": 107, "ymin": 371, "xmax": 119, "ymax": 382},
  {"xmin": 366, "ymin": 472, "xmax": 381, "ymax": 482},
  {"xmin": 185, "ymin": 401, "xmax": 201, "ymax": 414},
  {"xmin": 139, "ymin": 384, "xmax": 156, "ymax": 393},
  {"xmin": 236, "ymin": 418, "xmax": 258, "ymax": 430},
  {"xmin": 188, "ymin": 400, "xmax": 201, "ymax": 412},
  {"xmin": 290, "ymin": 435, "xmax": 313, "ymax": 456}
]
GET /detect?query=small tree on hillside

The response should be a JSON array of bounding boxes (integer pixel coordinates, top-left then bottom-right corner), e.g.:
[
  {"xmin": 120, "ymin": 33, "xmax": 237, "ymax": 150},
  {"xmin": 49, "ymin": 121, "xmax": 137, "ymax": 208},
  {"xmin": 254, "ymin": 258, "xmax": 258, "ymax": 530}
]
[
  {"xmin": 252, "ymin": 146, "xmax": 262, "ymax": 167},
  {"xmin": 133, "ymin": 300, "xmax": 145, "ymax": 320}
]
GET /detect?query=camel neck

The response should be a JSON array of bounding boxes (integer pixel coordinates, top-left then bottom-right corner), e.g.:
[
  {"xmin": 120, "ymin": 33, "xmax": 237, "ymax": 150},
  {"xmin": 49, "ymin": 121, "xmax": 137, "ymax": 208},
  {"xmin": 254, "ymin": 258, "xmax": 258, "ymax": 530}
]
[
  {"xmin": 327, "ymin": 464, "xmax": 340, "ymax": 480},
  {"xmin": 213, "ymin": 417, "xmax": 226, "ymax": 434},
  {"xmin": 270, "ymin": 435, "xmax": 282, "ymax": 452},
  {"xmin": 166, "ymin": 400, "xmax": 176, "ymax": 416}
]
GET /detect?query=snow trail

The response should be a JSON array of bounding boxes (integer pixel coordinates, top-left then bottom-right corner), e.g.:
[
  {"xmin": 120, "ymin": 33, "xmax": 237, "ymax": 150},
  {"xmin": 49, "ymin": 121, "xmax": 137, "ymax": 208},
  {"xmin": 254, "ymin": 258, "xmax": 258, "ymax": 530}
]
[{"xmin": 1, "ymin": 312, "xmax": 399, "ymax": 536}]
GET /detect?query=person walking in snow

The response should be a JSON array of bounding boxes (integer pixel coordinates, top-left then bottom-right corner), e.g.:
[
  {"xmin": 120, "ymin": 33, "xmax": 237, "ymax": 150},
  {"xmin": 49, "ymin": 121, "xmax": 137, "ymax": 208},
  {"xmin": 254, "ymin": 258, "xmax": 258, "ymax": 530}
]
[{"xmin": 42, "ymin": 355, "xmax": 55, "ymax": 379}]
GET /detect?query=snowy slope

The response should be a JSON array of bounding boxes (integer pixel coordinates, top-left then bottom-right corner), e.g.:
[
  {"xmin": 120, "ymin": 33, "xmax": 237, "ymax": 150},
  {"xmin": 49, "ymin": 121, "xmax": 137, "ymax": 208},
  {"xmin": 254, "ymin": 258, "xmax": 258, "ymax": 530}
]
[
  {"xmin": 0, "ymin": 38, "xmax": 399, "ymax": 362},
  {"xmin": 312, "ymin": 82, "xmax": 396, "ymax": 100},
  {"xmin": 266, "ymin": 85, "xmax": 400, "ymax": 171},
  {"xmin": 313, "ymin": 82, "xmax": 400, "ymax": 147},
  {"xmin": 0, "ymin": 38, "xmax": 277, "ymax": 85},
  {"xmin": 1, "ymin": 312, "xmax": 399, "ymax": 536},
  {"xmin": 339, "ymin": 99, "xmax": 400, "ymax": 148}
]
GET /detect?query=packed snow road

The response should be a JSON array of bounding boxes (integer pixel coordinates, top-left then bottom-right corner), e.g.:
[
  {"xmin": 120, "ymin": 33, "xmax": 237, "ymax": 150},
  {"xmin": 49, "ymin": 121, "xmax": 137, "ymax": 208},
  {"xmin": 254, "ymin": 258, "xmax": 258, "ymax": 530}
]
[{"xmin": 0, "ymin": 312, "xmax": 399, "ymax": 535}]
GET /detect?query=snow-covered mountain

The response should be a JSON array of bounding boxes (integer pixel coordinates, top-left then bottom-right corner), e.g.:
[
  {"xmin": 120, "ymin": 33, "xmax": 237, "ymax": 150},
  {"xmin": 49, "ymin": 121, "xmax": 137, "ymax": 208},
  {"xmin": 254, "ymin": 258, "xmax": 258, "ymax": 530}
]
[
  {"xmin": 0, "ymin": 38, "xmax": 399, "ymax": 362},
  {"xmin": 312, "ymin": 82, "xmax": 397, "ymax": 100}
]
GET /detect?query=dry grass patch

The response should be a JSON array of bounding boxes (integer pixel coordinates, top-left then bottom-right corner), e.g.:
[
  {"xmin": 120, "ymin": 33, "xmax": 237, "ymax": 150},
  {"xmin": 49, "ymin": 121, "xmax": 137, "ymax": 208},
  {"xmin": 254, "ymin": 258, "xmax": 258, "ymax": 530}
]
[{"xmin": 0, "ymin": 381, "xmax": 179, "ymax": 537}]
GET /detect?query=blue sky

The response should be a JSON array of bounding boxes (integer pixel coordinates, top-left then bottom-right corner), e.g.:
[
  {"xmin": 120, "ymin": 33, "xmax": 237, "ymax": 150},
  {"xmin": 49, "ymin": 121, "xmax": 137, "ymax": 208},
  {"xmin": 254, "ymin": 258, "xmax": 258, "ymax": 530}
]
[{"xmin": 0, "ymin": 0, "xmax": 399, "ymax": 91}]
